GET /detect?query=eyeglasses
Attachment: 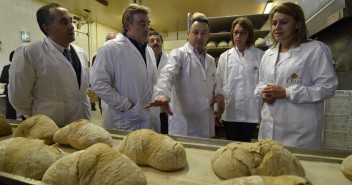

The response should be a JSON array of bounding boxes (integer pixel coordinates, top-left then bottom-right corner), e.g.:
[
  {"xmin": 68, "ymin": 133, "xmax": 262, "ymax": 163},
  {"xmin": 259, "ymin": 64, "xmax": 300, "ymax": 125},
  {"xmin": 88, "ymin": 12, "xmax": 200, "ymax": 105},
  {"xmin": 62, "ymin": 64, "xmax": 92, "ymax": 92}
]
[{"xmin": 232, "ymin": 31, "xmax": 248, "ymax": 36}]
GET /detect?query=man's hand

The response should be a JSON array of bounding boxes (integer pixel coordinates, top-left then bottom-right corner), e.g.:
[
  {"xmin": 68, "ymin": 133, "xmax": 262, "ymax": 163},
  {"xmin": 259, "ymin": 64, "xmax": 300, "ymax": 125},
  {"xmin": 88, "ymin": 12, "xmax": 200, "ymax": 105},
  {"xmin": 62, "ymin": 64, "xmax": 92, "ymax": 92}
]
[
  {"xmin": 144, "ymin": 96, "xmax": 173, "ymax": 115},
  {"xmin": 215, "ymin": 94, "xmax": 225, "ymax": 117}
]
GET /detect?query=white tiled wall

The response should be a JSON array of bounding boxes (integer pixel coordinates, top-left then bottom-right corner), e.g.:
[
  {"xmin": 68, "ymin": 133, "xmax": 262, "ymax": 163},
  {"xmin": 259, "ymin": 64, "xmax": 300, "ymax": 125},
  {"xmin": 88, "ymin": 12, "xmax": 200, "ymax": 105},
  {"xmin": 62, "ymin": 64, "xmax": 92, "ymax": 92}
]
[{"xmin": 0, "ymin": 0, "xmax": 117, "ymax": 70}]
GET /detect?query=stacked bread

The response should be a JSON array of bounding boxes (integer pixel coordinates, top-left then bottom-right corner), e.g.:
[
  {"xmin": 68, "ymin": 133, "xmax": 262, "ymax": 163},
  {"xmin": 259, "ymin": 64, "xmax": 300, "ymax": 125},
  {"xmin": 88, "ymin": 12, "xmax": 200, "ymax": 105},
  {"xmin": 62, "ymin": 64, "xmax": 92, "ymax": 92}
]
[
  {"xmin": 53, "ymin": 119, "xmax": 113, "ymax": 150},
  {"xmin": 42, "ymin": 143, "xmax": 147, "ymax": 185},
  {"xmin": 0, "ymin": 114, "xmax": 12, "ymax": 136},
  {"xmin": 0, "ymin": 137, "xmax": 65, "ymax": 180},
  {"xmin": 216, "ymin": 175, "xmax": 312, "ymax": 185},
  {"xmin": 341, "ymin": 154, "xmax": 352, "ymax": 182},
  {"xmin": 211, "ymin": 140, "xmax": 305, "ymax": 179},
  {"xmin": 117, "ymin": 129, "xmax": 187, "ymax": 171},
  {"xmin": 13, "ymin": 114, "xmax": 59, "ymax": 144}
]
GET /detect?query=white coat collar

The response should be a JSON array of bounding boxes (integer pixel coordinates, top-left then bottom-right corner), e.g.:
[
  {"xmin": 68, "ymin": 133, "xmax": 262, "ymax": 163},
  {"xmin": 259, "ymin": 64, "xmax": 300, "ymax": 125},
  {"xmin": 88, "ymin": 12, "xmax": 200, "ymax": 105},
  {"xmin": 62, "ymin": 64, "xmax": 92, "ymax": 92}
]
[{"xmin": 184, "ymin": 43, "xmax": 212, "ymax": 70}]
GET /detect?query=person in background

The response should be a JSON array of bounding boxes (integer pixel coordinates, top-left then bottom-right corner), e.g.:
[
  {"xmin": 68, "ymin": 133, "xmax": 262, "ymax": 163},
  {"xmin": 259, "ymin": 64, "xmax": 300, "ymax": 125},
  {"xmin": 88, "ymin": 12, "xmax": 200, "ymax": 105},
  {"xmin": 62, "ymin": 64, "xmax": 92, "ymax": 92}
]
[
  {"xmin": 9, "ymin": 3, "xmax": 91, "ymax": 125},
  {"xmin": 147, "ymin": 31, "xmax": 169, "ymax": 134},
  {"xmin": 145, "ymin": 12, "xmax": 225, "ymax": 138},
  {"xmin": 90, "ymin": 4, "xmax": 160, "ymax": 131},
  {"xmin": 217, "ymin": 17, "xmax": 264, "ymax": 142},
  {"xmin": 254, "ymin": 2, "xmax": 338, "ymax": 148},
  {"xmin": 99, "ymin": 32, "xmax": 116, "ymax": 129},
  {"xmin": 0, "ymin": 51, "xmax": 17, "ymax": 119}
]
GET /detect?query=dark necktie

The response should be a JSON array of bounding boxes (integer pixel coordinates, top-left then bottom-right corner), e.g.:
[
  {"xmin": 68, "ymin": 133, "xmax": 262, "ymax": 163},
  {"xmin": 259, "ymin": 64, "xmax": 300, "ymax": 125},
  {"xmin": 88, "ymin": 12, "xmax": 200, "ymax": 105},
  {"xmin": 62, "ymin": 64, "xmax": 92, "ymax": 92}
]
[{"xmin": 63, "ymin": 48, "xmax": 72, "ymax": 63}]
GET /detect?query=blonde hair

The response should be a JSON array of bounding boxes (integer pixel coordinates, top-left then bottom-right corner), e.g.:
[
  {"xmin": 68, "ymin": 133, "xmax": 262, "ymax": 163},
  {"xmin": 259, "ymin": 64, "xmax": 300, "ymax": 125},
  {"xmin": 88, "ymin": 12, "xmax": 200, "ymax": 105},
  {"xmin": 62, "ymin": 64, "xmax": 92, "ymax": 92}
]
[{"xmin": 269, "ymin": 2, "xmax": 309, "ymax": 48}]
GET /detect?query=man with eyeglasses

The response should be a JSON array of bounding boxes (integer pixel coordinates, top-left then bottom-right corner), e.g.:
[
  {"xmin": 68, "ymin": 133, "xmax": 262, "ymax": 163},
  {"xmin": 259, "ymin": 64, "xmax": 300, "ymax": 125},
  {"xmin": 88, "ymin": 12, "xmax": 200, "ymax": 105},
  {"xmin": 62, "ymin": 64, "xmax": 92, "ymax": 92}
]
[
  {"xmin": 90, "ymin": 4, "xmax": 160, "ymax": 132},
  {"xmin": 216, "ymin": 17, "xmax": 264, "ymax": 142}
]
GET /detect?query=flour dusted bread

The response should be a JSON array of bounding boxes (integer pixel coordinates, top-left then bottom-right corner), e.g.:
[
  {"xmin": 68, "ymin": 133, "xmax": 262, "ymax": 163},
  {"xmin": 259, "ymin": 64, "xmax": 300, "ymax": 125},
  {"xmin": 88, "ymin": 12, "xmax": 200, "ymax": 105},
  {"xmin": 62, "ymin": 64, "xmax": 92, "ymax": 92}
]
[
  {"xmin": 0, "ymin": 137, "xmax": 65, "ymax": 180},
  {"xmin": 0, "ymin": 114, "xmax": 12, "ymax": 136},
  {"xmin": 13, "ymin": 114, "xmax": 59, "ymax": 144},
  {"xmin": 211, "ymin": 140, "xmax": 305, "ymax": 179},
  {"xmin": 117, "ymin": 129, "xmax": 187, "ymax": 171},
  {"xmin": 216, "ymin": 175, "xmax": 312, "ymax": 185},
  {"xmin": 42, "ymin": 143, "xmax": 147, "ymax": 185},
  {"xmin": 53, "ymin": 119, "xmax": 112, "ymax": 150},
  {"xmin": 341, "ymin": 154, "xmax": 352, "ymax": 181}
]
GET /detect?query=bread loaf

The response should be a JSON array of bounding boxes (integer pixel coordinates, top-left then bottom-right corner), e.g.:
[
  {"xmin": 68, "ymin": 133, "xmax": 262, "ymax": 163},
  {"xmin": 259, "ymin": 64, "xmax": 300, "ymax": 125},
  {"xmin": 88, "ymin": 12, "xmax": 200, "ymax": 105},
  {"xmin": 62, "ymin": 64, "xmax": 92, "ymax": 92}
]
[
  {"xmin": 216, "ymin": 175, "xmax": 312, "ymax": 185},
  {"xmin": 12, "ymin": 114, "xmax": 59, "ymax": 144},
  {"xmin": 341, "ymin": 154, "xmax": 352, "ymax": 181},
  {"xmin": 117, "ymin": 129, "xmax": 187, "ymax": 171},
  {"xmin": 0, "ymin": 137, "xmax": 65, "ymax": 180},
  {"xmin": 42, "ymin": 143, "xmax": 147, "ymax": 185},
  {"xmin": 0, "ymin": 114, "xmax": 12, "ymax": 136},
  {"xmin": 211, "ymin": 140, "xmax": 305, "ymax": 179},
  {"xmin": 53, "ymin": 119, "xmax": 112, "ymax": 150}
]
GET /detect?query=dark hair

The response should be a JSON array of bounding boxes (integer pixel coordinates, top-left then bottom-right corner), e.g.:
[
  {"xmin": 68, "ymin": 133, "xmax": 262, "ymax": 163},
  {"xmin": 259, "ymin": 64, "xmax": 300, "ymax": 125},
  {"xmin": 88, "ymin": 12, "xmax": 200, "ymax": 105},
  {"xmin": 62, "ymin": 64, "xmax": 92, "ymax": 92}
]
[
  {"xmin": 231, "ymin": 17, "xmax": 255, "ymax": 46},
  {"xmin": 148, "ymin": 31, "xmax": 163, "ymax": 43},
  {"xmin": 36, "ymin": 3, "xmax": 61, "ymax": 36},
  {"xmin": 269, "ymin": 2, "xmax": 309, "ymax": 48},
  {"xmin": 191, "ymin": 12, "xmax": 210, "ymax": 27},
  {"xmin": 121, "ymin": 4, "xmax": 150, "ymax": 35},
  {"xmin": 9, "ymin": 50, "xmax": 15, "ymax": 62}
]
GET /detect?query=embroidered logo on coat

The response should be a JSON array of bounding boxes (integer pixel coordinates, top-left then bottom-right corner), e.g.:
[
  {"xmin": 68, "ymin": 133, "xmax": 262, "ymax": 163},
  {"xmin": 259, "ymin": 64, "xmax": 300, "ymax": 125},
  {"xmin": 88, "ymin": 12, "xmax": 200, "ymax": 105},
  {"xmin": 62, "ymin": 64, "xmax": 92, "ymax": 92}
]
[{"xmin": 287, "ymin": 73, "xmax": 302, "ymax": 84}]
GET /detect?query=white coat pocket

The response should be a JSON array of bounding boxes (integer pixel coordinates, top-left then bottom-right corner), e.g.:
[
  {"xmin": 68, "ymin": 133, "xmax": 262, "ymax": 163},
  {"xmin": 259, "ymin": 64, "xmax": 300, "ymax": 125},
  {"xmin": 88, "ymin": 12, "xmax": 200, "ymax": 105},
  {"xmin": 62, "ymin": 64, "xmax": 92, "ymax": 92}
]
[{"xmin": 123, "ymin": 103, "xmax": 145, "ymax": 126}]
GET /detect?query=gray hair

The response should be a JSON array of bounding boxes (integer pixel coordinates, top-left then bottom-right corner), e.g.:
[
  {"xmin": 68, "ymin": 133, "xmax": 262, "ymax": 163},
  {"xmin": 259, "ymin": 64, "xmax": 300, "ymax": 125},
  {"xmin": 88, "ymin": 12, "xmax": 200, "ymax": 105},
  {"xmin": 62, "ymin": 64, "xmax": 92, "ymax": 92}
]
[{"xmin": 121, "ymin": 4, "xmax": 151, "ymax": 35}]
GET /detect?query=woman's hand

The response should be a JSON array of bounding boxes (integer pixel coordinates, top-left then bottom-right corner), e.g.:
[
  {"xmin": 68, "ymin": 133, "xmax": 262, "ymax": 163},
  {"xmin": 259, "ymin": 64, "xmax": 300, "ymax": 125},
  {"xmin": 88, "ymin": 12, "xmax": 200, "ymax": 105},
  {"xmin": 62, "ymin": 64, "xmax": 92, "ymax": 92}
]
[{"xmin": 262, "ymin": 84, "xmax": 286, "ymax": 104}]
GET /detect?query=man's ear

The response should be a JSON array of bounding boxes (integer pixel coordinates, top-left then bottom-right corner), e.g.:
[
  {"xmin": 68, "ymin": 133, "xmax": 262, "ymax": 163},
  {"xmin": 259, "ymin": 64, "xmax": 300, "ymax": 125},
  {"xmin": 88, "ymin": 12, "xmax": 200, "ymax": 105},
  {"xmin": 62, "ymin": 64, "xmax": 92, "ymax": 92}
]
[
  {"xmin": 123, "ymin": 20, "xmax": 130, "ymax": 31},
  {"xmin": 42, "ymin": 24, "xmax": 50, "ymax": 34}
]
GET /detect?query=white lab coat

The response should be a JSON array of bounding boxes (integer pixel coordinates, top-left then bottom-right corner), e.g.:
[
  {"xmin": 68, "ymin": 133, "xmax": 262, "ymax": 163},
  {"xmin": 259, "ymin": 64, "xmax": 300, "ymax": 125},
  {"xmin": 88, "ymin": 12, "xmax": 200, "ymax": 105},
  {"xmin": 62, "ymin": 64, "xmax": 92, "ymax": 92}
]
[
  {"xmin": 9, "ymin": 38, "xmax": 91, "ymax": 125},
  {"xmin": 254, "ymin": 41, "xmax": 338, "ymax": 148},
  {"xmin": 217, "ymin": 46, "xmax": 263, "ymax": 122},
  {"xmin": 154, "ymin": 43, "xmax": 224, "ymax": 138},
  {"xmin": 90, "ymin": 33, "xmax": 160, "ymax": 132},
  {"xmin": 157, "ymin": 52, "xmax": 168, "ymax": 75}
]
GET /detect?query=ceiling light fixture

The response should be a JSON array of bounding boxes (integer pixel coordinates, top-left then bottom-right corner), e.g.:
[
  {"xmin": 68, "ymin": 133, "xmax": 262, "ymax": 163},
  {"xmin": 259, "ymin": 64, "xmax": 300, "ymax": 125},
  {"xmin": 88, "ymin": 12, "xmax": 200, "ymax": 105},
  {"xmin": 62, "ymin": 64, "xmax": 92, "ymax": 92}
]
[{"xmin": 263, "ymin": 0, "xmax": 273, "ymax": 14}]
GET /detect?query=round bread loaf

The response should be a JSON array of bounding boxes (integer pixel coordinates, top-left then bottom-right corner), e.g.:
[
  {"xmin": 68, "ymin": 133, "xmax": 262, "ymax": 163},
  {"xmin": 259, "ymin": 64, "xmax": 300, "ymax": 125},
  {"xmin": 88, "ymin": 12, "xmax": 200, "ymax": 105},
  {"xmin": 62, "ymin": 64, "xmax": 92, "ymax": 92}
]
[
  {"xmin": 117, "ymin": 129, "xmax": 187, "ymax": 171},
  {"xmin": 0, "ymin": 114, "xmax": 12, "ymax": 136},
  {"xmin": 0, "ymin": 137, "xmax": 65, "ymax": 180},
  {"xmin": 53, "ymin": 119, "xmax": 113, "ymax": 150},
  {"xmin": 216, "ymin": 175, "xmax": 311, "ymax": 185},
  {"xmin": 42, "ymin": 143, "xmax": 147, "ymax": 185},
  {"xmin": 13, "ymin": 114, "xmax": 59, "ymax": 144},
  {"xmin": 217, "ymin": 40, "xmax": 228, "ymax": 47},
  {"xmin": 341, "ymin": 154, "xmax": 352, "ymax": 181},
  {"xmin": 211, "ymin": 140, "xmax": 305, "ymax": 179},
  {"xmin": 206, "ymin": 41, "xmax": 217, "ymax": 48}
]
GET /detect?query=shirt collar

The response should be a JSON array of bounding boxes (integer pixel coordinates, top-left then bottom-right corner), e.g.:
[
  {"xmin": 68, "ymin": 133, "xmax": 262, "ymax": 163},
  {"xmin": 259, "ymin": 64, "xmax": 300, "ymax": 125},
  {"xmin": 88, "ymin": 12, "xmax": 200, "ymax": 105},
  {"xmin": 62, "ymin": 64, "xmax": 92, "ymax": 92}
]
[
  {"xmin": 126, "ymin": 36, "xmax": 147, "ymax": 49},
  {"xmin": 187, "ymin": 43, "xmax": 207, "ymax": 57},
  {"xmin": 47, "ymin": 37, "xmax": 71, "ymax": 53}
]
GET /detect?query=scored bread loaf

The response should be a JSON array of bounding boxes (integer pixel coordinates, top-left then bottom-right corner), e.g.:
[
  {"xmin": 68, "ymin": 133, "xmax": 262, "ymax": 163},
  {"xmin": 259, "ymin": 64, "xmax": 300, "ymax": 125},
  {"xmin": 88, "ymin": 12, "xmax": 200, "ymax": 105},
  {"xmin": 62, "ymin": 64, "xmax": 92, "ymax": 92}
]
[
  {"xmin": 117, "ymin": 129, "xmax": 187, "ymax": 171},
  {"xmin": 12, "ymin": 114, "xmax": 59, "ymax": 144},
  {"xmin": 341, "ymin": 154, "xmax": 352, "ymax": 182},
  {"xmin": 0, "ymin": 137, "xmax": 65, "ymax": 180},
  {"xmin": 0, "ymin": 114, "xmax": 12, "ymax": 136},
  {"xmin": 216, "ymin": 175, "xmax": 312, "ymax": 185},
  {"xmin": 211, "ymin": 140, "xmax": 305, "ymax": 179},
  {"xmin": 42, "ymin": 143, "xmax": 147, "ymax": 185},
  {"xmin": 53, "ymin": 119, "xmax": 112, "ymax": 150}
]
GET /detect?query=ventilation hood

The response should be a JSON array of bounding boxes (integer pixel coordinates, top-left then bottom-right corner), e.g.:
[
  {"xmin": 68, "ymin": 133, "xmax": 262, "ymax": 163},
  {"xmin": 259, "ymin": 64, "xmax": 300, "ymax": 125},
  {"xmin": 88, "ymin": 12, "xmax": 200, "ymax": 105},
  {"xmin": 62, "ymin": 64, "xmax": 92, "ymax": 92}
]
[{"xmin": 304, "ymin": 0, "xmax": 352, "ymax": 37}]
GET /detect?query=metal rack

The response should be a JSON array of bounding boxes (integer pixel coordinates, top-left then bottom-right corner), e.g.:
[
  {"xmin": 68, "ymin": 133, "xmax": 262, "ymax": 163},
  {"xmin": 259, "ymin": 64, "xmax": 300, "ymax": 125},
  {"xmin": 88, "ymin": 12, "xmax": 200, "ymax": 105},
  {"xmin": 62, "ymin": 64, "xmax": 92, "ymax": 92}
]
[{"xmin": 323, "ymin": 90, "xmax": 352, "ymax": 150}]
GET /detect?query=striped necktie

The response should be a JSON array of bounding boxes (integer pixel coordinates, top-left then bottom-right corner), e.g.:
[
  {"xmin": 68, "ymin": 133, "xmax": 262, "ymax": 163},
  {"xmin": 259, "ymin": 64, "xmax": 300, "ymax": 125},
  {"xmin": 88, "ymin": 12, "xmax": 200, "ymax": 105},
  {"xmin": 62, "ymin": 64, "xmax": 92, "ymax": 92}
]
[{"xmin": 63, "ymin": 48, "xmax": 72, "ymax": 63}]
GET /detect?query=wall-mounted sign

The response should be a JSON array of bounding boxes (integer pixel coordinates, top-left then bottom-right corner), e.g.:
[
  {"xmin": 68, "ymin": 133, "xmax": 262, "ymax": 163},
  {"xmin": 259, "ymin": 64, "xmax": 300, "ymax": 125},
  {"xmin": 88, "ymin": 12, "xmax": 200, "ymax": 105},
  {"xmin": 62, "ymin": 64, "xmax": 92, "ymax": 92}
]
[{"xmin": 21, "ymin": 31, "xmax": 31, "ymax": 42}]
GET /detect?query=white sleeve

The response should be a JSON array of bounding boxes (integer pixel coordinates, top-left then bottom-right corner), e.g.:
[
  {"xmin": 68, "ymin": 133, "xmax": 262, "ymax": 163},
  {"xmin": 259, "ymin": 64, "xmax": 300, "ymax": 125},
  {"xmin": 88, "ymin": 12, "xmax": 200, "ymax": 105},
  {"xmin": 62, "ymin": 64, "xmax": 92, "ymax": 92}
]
[
  {"xmin": 9, "ymin": 45, "xmax": 36, "ymax": 116},
  {"xmin": 287, "ymin": 43, "xmax": 338, "ymax": 103},
  {"xmin": 153, "ymin": 49, "xmax": 182, "ymax": 101},
  {"xmin": 89, "ymin": 45, "xmax": 131, "ymax": 112}
]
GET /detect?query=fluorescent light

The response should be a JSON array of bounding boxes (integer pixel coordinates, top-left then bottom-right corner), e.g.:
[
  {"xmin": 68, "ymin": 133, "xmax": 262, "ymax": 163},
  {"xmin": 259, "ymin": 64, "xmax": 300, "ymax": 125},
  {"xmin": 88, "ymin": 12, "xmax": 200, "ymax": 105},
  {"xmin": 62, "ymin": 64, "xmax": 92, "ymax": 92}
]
[{"xmin": 263, "ymin": 0, "xmax": 274, "ymax": 14}]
